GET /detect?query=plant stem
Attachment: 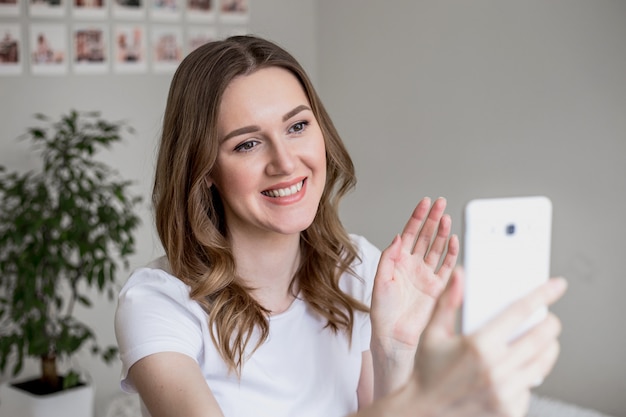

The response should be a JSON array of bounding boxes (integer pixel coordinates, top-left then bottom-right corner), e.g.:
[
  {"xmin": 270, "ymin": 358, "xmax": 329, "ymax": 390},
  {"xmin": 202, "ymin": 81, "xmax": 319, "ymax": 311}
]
[
  {"xmin": 65, "ymin": 261, "xmax": 84, "ymax": 318},
  {"xmin": 41, "ymin": 353, "xmax": 60, "ymax": 390}
]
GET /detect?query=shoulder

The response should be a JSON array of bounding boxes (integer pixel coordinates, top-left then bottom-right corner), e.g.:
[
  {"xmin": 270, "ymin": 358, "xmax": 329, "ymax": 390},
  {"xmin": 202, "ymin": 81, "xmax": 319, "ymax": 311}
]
[
  {"xmin": 120, "ymin": 256, "xmax": 189, "ymax": 300},
  {"xmin": 349, "ymin": 233, "xmax": 382, "ymax": 281},
  {"xmin": 116, "ymin": 256, "xmax": 206, "ymax": 330},
  {"xmin": 339, "ymin": 234, "xmax": 381, "ymax": 304},
  {"xmin": 350, "ymin": 234, "xmax": 381, "ymax": 264}
]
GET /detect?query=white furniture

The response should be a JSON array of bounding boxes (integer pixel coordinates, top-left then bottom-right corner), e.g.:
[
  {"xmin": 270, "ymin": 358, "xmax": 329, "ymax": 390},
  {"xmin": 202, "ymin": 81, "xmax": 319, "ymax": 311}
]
[
  {"xmin": 105, "ymin": 393, "xmax": 141, "ymax": 417},
  {"xmin": 0, "ymin": 381, "xmax": 95, "ymax": 417},
  {"xmin": 529, "ymin": 395, "xmax": 616, "ymax": 417},
  {"xmin": 103, "ymin": 393, "xmax": 616, "ymax": 417}
]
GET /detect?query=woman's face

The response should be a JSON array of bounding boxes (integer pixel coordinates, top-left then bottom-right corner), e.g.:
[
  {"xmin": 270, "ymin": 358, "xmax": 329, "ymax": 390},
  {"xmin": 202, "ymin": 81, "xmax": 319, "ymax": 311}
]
[{"xmin": 210, "ymin": 66, "xmax": 327, "ymax": 239}]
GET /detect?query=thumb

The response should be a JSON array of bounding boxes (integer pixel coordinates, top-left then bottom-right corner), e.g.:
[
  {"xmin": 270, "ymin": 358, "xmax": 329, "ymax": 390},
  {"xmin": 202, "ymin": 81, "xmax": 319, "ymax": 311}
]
[
  {"xmin": 422, "ymin": 267, "xmax": 464, "ymax": 342},
  {"xmin": 375, "ymin": 234, "xmax": 402, "ymax": 280}
]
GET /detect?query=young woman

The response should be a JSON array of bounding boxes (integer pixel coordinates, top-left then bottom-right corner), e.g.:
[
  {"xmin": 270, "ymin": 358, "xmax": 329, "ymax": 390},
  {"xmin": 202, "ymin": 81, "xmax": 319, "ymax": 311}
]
[{"xmin": 115, "ymin": 35, "xmax": 566, "ymax": 417}]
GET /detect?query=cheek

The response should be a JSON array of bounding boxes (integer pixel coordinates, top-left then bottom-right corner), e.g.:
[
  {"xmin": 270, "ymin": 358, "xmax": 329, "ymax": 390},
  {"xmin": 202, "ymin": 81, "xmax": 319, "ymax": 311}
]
[
  {"xmin": 211, "ymin": 159, "xmax": 250, "ymax": 199},
  {"xmin": 316, "ymin": 139, "xmax": 327, "ymax": 177},
  {"xmin": 311, "ymin": 132, "xmax": 327, "ymax": 169}
]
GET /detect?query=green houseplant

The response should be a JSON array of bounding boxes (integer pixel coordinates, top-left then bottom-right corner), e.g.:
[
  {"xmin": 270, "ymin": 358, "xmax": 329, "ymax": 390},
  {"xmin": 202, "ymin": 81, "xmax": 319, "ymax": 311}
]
[{"xmin": 0, "ymin": 111, "xmax": 142, "ymax": 399}]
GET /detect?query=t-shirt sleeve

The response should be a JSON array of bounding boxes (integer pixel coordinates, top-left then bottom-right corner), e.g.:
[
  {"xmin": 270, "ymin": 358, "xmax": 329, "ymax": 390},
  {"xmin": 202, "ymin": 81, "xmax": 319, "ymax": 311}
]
[
  {"xmin": 114, "ymin": 268, "xmax": 206, "ymax": 393},
  {"xmin": 348, "ymin": 234, "xmax": 382, "ymax": 351}
]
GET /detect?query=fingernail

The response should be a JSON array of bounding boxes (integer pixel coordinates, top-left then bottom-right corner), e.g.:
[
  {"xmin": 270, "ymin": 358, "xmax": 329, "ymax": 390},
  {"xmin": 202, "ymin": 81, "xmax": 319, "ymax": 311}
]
[{"xmin": 548, "ymin": 277, "xmax": 568, "ymax": 294}]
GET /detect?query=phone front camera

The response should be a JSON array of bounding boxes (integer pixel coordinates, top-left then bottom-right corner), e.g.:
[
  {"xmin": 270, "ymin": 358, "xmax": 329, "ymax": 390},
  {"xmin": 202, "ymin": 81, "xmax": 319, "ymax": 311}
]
[{"xmin": 505, "ymin": 224, "xmax": 516, "ymax": 235}]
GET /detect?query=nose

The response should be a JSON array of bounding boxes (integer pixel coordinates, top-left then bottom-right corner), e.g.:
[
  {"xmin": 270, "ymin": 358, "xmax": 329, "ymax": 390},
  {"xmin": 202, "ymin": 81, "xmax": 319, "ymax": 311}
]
[{"xmin": 265, "ymin": 140, "xmax": 296, "ymax": 176}]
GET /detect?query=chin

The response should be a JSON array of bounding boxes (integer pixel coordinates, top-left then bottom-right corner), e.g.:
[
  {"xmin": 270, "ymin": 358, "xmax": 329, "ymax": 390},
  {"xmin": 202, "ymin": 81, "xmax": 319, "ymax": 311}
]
[{"xmin": 273, "ymin": 214, "xmax": 317, "ymax": 236}]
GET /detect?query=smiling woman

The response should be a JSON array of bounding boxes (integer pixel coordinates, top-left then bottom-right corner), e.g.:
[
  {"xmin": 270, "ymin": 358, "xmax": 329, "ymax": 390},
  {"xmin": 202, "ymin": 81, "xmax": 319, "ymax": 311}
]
[{"xmin": 114, "ymin": 35, "xmax": 566, "ymax": 417}]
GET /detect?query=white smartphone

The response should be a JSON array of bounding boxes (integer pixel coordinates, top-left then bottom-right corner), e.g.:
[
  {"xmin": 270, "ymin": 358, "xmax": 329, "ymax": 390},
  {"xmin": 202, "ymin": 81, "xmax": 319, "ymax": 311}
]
[{"xmin": 461, "ymin": 196, "xmax": 553, "ymax": 340}]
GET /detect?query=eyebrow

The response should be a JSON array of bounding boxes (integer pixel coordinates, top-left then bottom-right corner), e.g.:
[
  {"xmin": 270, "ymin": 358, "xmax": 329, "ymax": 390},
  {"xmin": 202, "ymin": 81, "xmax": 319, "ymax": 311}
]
[
  {"xmin": 221, "ymin": 104, "xmax": 312, "ymax": 143},
  {"xmin": 282, "ymin": 104, "xmax": 311, "ymax": 122}
]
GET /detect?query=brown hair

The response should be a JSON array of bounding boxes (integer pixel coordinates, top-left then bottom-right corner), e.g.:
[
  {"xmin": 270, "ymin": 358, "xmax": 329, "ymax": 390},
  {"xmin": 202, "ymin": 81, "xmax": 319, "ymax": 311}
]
[{"xmin": 153, "ymin": 35, "xmax": 367, "ymax": 373}]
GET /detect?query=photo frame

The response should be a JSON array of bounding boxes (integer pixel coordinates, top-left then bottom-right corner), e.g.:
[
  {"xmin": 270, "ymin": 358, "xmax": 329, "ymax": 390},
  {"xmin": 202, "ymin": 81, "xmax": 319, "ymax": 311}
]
[
  {"xmin": 30, "ymin": 23, "xmax": 68, "ymax": 75},
  {"xmin": 112, "ymin": 0, "xmax": 143, "ymax": 19},
  {"xmin": 185, "ymin": 0, "xmax": 214, "ymax": 23},
  {"xmin": 72, "ymin": 0, "xmax": 107, "ymax": 20},
  {"xmin": 0, "ymin": 23, "xmax": 23, "ymax": 75},
  {"xmin": 218, "ymin": 0, "xmax": 247, "ymax": 24},
  {"xmin": 151, "ymin": 24, "xmax": 181, "ymax": 73},
  {"xmin": 72, "ymin": 23, "xmax": 108, "ymax": 73},
  {"xmin": 150, "ymin": 0, "xmax": 181, "ymax": 21},
  {"xmin": 29, "ymin": 0, "xmax": 65, "ymax": 18},
  {"xmin": 0, "ymin": 0, "xmax": 20, "ymax": 17},
  {"xmin": 185, "ymin": 25, "xmax": 216, "ymax": 54},
  {"xmin": 113, "ymin": 23, "xmax": 147, "ymax": 73}
]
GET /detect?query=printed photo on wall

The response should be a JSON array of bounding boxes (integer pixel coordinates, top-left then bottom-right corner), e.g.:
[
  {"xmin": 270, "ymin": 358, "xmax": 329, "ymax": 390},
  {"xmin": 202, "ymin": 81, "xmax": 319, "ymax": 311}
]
[
  {"xmin": 186, "ymin": 25, "xmax": 216, "ymax": 54},
  {"xmin": 0, "ymin": 24, "xmax": 22, "ymax": 75},
  {"xmin": 30, "ymin": 23, "xmax": 68, "ymax": 75},
  {"xmin": 0, "ymin": 0, "xmax": 20, "ymax": 17},
  {"xmin": 112, "ymin": 0, "xmax": 143, "ymax": 19},
  {"xmin": 150, "ymin": 0, "xmax": 181, "ymax": 21},
  {"xmin": 72, "ymin": 0, "xmax": 107, "ymax": 19},
  {"xmin": 29, "ymin": 0, "xmax": 65, "ymax": 18},
  {"xmin": 185, "ymin": 0, "xmax": 213, "ymax": 23},
  {"xmin": 219, "ymin": 0, "xmax": 247, "ymax": 24},
  {"xmin": 113, "ymin": 24, "xmax": 146, "ymax": 73},
  {"xmin": 151, "ymin": 25, "xmax": 181, "ymax": 73},
  {"xmin": 72, "ymin": 24, "xmax": 108, "ymax": 73}
]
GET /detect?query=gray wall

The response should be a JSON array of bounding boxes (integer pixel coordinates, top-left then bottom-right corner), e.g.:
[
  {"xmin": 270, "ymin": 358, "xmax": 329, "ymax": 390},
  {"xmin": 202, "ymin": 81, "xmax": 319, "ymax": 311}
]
[
  {"xmin": 318, "ymin": 1, "xmax": 626, "ymax": 416},
  {"xmin": 1, "ymin": 1, "xmax": 625, "ymax": 416}
]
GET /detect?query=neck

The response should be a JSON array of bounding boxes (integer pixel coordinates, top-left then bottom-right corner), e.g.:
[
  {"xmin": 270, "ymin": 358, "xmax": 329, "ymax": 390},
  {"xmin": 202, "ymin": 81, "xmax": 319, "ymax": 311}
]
[{"xmin": 229, "ymin": 230, "xmax": 302, "ymax": 314}]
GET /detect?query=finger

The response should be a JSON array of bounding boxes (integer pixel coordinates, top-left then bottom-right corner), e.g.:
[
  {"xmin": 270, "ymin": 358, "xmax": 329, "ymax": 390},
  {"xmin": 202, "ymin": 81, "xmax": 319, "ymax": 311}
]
[
  {"xmin": 423, "ymin": 213, "xmax": 451, "ymax": 267},
  {"xmin": 374, "ymin": 234, "xmax": 402, "ymax": 283},
  {"xmin": 511, "ymin": 340, "xmax": 560, "ymax": 391},
  {"xmin": 435, "ymin": 234, "xmax": 459, "ymax": 280},
  {"xmin": 529, "ymin": 339, "xmax": 561, "ymax": 385},
  {"xmin": 494, "ymin": 313, "xmax": 562, "ymax": 382},
  {"xmin": 500, "ymin": 389, "xmax": 532, "ymax": 417},
  {"xmin": 422, "ymin": 267, "xmax": 464, "ymax": 342},
  {"xmin": 400, "ymin": 197, "xmax": 431, "ymax": 252},
  {"xmin": 413, "ymin": 197, "xmax": 447, "ymax": 256},
  {"xmin": 481, "ymin": 278, "xmax": 567, "ymax": 344}
]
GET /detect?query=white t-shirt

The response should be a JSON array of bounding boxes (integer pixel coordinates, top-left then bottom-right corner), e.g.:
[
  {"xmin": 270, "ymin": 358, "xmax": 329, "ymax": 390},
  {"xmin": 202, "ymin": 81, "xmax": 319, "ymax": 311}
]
[{"xmin": 115, "ymin": 234, "xmax": 381, "ymax": 417}]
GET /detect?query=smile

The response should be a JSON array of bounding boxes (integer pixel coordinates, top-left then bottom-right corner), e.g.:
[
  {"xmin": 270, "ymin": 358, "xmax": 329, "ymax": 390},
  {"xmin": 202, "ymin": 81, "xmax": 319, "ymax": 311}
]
[{"xmin": 261, "ymin": 180, "xmax": 305, "ymax": 198}]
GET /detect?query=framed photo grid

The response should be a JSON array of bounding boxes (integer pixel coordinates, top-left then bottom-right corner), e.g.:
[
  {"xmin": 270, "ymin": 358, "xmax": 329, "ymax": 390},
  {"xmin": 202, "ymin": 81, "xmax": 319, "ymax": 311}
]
[{"xmin": 0, "ymin": 0, "xmax": 249, "ymax": 75}]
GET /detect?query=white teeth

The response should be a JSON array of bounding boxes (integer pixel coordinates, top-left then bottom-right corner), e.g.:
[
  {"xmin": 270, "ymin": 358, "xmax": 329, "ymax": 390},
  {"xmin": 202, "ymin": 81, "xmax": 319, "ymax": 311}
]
[{"xmin": 263, "ymin": 180, "xmax": 304, "ymax": 198}]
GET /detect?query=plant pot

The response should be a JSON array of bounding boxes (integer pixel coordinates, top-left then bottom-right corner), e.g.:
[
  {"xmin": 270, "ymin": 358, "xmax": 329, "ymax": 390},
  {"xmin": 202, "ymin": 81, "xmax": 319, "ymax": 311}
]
[{"xmin": 0, "ymin": 378, "xmax": 94, "ymax": 417}]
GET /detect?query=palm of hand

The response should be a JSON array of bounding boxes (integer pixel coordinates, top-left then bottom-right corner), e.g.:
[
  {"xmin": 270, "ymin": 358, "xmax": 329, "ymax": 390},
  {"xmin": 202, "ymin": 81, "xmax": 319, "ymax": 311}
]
[{"xmin": 371, "ymin": 198, "xmax": 459, "ymax": 352}]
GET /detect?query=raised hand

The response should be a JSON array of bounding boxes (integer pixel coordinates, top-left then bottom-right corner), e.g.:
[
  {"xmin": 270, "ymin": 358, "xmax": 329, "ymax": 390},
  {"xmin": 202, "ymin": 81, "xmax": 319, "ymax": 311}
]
[
  {"xmin": 370, "ymin": 197, "xmax": 459, "ymax": 396},
  {"xmin": 414, "ymin": 269, "xmax": 566, "ymax": 417}
]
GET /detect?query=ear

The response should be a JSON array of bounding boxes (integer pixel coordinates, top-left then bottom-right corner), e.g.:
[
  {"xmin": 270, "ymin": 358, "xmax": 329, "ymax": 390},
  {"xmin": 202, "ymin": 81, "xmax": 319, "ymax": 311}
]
[{"xmin": 204, "ymin": 176, "xmax": 214, "ymax": 188}]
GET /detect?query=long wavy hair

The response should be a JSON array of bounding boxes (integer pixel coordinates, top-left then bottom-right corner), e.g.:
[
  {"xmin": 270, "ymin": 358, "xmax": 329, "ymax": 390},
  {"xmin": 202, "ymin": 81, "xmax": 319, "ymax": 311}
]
[{"xmin": 153, "ymin": 35, "xmax": 367, "ymax": 373}]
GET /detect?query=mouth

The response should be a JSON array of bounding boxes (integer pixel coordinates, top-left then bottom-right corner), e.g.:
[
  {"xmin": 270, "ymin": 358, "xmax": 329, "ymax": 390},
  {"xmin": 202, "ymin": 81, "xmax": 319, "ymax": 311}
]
[{"xmin": 261, "ymin": 179, "xmax": 305, "ymax": 198}]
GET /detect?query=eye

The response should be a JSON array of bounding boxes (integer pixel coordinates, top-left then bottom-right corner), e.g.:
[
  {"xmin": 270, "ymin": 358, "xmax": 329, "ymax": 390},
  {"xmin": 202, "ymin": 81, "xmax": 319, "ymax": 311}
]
[
  {"xmin": 234, "ymin": 140, "xmax": 259, "ymax": 153},
  {"xmin": 288, "ymin": 121, "xmax": 309, "ymax": 134}
]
